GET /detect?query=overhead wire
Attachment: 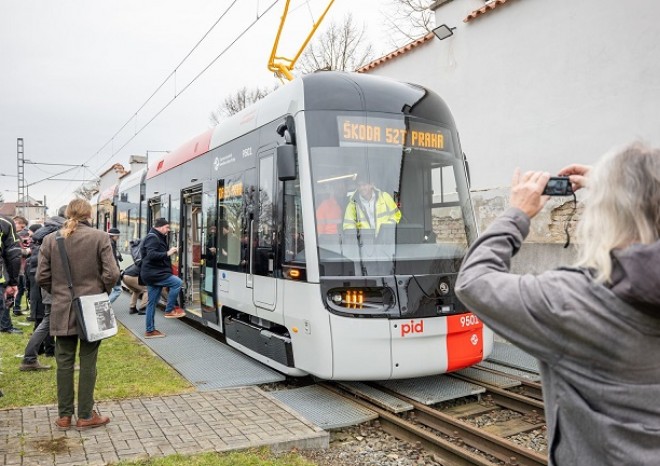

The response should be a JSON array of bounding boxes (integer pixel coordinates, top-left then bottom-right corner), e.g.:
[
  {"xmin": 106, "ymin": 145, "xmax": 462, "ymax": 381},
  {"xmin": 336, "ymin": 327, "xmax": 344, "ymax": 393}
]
[
  {"xmin": 84, "ymin": 0, "xmax": 243, "ymax": 170},
  {"xmin": 52, "ymin": 0, "xmax": 286, "ymax": 209},
  {"xmin": 90, "ymin": 0, "xmax": 281, "ymax": 174}
]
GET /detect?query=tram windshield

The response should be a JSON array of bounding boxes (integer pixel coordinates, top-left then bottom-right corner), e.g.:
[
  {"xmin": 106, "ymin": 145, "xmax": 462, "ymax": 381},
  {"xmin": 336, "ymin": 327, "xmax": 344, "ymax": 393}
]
[{"xmin": 308, "ymin": 111, "xmax": 477, "ymax": 277}]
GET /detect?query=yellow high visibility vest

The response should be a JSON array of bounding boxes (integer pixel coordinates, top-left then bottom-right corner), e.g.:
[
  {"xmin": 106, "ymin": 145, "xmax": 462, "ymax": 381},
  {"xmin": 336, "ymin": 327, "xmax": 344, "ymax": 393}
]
[{"xmin": 343, "ymin": 190, "xmax": 401, "ymax": 234}]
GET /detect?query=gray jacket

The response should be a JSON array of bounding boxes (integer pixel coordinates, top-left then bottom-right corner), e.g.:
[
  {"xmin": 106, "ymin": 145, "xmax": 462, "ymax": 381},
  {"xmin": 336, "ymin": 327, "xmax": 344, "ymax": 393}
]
[{"xmin": 456, "ymin": 208, "xmax": 660, "ymax": 466}]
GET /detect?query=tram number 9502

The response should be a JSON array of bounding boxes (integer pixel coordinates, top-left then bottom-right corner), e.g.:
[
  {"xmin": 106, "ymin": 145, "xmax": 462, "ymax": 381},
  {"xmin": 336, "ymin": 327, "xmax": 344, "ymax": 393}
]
[{"xmin": 460, "ymin": 314, "xmax": 481, "ymax": 328}]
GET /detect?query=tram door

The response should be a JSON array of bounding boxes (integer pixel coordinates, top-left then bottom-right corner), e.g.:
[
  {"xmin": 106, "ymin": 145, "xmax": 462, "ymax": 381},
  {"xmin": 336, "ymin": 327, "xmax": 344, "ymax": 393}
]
[
  {"xmin": 200, "ymin": 181, "xmax": 218, "ymax": 324},
  {"xmin": 180, "ymin": 182, "xmax": 218, "ymax": 324},
  {"xmin": 252, "ymin": 152, "xmax": 277, "ymax": 310}
]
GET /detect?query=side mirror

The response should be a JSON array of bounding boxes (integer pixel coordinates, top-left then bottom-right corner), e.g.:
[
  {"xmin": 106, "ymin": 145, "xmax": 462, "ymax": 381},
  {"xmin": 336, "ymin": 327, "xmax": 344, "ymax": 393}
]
[{"xmin": 277, "ymin": 144, "xmax": 297, "ymax": 181}]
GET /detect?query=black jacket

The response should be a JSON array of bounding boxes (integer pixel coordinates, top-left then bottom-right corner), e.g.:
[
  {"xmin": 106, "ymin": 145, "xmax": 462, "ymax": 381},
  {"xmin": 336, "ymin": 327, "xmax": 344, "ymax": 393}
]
[
  {"xmin": 139, "ymin": 229, "xmax": 172, "ymax": 285},
  {"xmin": 27, "ymin": 215, "xmax": 66, "ymax": 277},
  {"xmin": 0, "ymin": 215, "xmax": 21, "ymax": 286}
]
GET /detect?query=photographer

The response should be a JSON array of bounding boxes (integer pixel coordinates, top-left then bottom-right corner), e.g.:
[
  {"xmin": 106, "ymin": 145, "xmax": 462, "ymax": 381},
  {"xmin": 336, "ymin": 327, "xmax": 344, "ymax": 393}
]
[{"xmin": 455, "ymin": 142, "xmax": 660, "ymax": 465}]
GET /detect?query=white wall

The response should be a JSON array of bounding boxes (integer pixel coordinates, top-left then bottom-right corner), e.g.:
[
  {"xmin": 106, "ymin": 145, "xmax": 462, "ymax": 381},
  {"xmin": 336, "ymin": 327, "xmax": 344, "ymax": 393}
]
[{"xmin": 365, "ymin": 0, "xmax": 660, "ymax": 192}]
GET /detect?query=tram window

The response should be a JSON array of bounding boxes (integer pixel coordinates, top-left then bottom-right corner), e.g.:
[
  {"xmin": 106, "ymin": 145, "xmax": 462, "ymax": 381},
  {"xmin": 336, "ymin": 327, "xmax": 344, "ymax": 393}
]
[
  {"xmin": 431, "ymin": 164, "xmax": 467, "ymax": 245},
  {"xmin": 217, "ymin": 176, "xmax": 243, "ymax": 266},
  {"xmin": 258, "ymin": 156, "xmax": 274, "ymax": 248},
  {"xmin": 283, "ymin": 180, "xmax": 304, "ymax": 263}
]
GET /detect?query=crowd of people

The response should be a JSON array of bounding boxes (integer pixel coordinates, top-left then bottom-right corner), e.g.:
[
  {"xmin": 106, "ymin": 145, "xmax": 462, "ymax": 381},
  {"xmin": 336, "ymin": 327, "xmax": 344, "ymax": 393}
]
[{"xmin": 1, "ymin": 141, "xmax": 658, "ymax": 459}]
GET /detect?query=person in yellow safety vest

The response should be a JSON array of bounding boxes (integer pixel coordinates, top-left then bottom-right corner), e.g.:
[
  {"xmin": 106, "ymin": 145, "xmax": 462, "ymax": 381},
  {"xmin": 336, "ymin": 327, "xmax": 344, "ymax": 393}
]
[{"xmin": 343, "ymin": 177, "xmax": 401, "ymax": 234}]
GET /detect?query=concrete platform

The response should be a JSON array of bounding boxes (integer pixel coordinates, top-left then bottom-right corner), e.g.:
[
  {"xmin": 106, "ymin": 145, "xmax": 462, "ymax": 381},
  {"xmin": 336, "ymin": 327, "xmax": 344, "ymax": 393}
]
[
  {"xmin": 113, "ymin": 293, "xmax": 285, "ymax": 390},
  {"xmin": 0, "ymin": 387, "xmax": 329, "ymax": 465}
]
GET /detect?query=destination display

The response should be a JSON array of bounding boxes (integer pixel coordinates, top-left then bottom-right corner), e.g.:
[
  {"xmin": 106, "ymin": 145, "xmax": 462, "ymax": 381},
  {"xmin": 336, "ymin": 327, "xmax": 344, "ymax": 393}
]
[
  {"xmin": 218, "ymin": 180, "xmax": 243, "ymax": 200},
  {"xmin": 337, "ymin": 116, "xmax": 451, "ymax": 151}
]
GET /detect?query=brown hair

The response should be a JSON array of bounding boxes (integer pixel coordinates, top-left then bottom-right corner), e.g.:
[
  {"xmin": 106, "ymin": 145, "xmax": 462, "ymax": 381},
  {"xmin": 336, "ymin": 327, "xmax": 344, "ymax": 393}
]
[{"xmin": 61, "ymin": 199, "xmax": 92, "ymax": 238}]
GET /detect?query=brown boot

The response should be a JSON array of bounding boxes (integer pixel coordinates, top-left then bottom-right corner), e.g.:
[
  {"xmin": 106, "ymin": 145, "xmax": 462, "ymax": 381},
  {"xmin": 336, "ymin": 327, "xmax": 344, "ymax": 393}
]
[
  {"xmin": 55, "ymin": 416, "xmax": 72, "ymax": 430},
  {"xmin": 75, "ymin": 411, "xmax": 110, "ymax": 430}
]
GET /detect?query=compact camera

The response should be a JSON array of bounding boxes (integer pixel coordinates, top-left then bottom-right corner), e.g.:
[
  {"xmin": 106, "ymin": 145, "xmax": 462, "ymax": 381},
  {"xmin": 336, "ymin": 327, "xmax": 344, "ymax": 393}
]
[{"xmin": 543, "ymin": 176, "xmax": 573, "ymax": 196}]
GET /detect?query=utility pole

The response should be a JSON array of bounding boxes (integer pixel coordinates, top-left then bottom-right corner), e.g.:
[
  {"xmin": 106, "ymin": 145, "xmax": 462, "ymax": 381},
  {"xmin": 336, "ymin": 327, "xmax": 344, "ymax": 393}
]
[{"xmin": 17, "ymin": 138, "xmax": 25, "ymax": 216}]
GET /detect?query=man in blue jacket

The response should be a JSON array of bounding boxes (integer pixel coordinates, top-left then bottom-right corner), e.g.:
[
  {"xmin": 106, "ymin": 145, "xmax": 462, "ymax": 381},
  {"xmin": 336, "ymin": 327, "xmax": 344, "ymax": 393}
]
[{"xmin": 139, "ymin": 218, "xmax": 184, "ymax": 339}]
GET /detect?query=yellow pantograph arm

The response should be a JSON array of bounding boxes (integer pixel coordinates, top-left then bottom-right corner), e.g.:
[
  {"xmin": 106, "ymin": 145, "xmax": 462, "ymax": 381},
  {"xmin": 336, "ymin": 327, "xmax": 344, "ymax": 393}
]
[{"xmin": 268, "ymin": 0, "xmax": 335, "ymax": 81}]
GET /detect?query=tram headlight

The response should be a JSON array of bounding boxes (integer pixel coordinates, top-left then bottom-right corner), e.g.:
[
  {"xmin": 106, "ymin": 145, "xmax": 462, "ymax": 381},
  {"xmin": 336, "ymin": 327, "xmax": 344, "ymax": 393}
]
[{"xmin": 326, "ymin": 287, "xmax": 395, "ymax": 314}]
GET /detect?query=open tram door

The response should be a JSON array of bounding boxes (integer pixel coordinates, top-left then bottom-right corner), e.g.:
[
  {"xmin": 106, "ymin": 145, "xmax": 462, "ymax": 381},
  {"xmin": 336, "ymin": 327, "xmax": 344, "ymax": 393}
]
[{"xmin": 180, "ymin": 182, "xmax": 218, "ymax": 324}]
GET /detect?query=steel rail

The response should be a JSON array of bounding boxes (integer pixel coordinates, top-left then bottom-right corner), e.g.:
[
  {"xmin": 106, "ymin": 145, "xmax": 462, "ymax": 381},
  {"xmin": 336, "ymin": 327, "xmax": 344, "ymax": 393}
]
[{"xmin": 319, "ymin": 383, "xmax": 490, "ymax": 466}]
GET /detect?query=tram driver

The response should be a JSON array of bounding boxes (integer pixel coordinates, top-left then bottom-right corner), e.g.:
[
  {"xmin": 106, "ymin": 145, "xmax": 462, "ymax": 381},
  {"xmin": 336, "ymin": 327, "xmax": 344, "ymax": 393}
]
[{"xmin": 342, "ymin": 175, "xmax": 401, "ymax": 235}]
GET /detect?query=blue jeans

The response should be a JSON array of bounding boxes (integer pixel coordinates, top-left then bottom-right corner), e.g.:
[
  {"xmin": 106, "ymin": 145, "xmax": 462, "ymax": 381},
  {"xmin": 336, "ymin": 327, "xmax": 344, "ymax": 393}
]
[
  {"xmin": 145, "ymin": 275, "xmax": 182, "ymax": 333},
  {"xmin": 0, "ymin": 285, "xmax": 15, "ymax": 331},
  {"xmin": 108, "ymin": 285, "xmax": 122, "ymax": 304}
]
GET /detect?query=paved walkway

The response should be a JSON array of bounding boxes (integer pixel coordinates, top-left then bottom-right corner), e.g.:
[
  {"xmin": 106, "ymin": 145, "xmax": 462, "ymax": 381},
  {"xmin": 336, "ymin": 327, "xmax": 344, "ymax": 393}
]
[
  {"xmin": 1, "ymin": 293, "xmax": 328, "ymax": 465},
  {"xmin": 1, "ymin": 387, "xmax": 328, "ymax": 465}
]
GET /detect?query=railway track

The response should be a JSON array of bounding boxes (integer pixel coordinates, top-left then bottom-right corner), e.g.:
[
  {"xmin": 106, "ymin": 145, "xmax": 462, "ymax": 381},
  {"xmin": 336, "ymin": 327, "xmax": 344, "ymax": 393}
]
[{"xmin": 321, "ymin": 367, "xmax": 548, "ymax": 466}]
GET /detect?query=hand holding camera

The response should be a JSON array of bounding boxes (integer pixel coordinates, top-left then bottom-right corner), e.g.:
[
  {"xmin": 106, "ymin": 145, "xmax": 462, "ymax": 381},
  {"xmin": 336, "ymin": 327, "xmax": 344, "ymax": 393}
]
[
  {"xmin": 557, "ymin": 163, "xmax": 591, "ymax": 192},
  {"xmin": 510, "ymin": 168, "xmax": 551, "ymax": 219}
]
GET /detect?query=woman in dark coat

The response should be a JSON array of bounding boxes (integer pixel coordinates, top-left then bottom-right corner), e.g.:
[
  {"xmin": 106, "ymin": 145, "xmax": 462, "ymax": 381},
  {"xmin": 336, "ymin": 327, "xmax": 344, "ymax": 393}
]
[{"xmin": 37, "ymin": 199, "xmax": 119, "ymax": 431}]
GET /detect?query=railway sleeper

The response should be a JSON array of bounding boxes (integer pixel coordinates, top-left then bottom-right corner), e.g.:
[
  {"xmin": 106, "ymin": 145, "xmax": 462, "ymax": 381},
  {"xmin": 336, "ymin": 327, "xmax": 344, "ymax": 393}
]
[{"xmin": 415, "ymin": 411, "xmax": 547, "ymax": 466}]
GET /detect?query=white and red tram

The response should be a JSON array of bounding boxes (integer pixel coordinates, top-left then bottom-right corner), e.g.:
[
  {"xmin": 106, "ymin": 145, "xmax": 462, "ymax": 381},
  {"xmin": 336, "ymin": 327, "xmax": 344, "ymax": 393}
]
[{"xmin": 112, "ymin": 72, "xmax": 493, "ymax": 380}]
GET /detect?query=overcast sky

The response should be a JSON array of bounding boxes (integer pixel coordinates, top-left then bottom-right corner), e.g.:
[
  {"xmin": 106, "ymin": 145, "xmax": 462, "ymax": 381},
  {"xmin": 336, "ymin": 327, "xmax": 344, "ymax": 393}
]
[{"xmin": 0, "ymin": 0, "xmax": 396, "ymax": 213}]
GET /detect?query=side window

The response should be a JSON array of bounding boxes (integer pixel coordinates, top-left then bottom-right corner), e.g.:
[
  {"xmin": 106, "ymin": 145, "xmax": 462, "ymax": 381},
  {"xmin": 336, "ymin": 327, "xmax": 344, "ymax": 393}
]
[
  {"xmin": 431, "ymin": 164, "xmax": 467, "ymax": 245},
  {"xmin": 217, "ymin": 176, "xmax": 243, "ymax": 266},
  {"xmin": 258, "ymin": 156, "xmax": 274, "ymax": 248},
  {"xmin": 283, "ymin": 179, "xmax": 304, "ymax": 262}
]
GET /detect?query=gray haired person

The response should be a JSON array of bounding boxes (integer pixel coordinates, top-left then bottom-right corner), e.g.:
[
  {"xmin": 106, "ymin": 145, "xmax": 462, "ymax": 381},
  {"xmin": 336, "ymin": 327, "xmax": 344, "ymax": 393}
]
[{"xmin": 455, "ymin": 142, "xmax": 660, "ymax": 465}]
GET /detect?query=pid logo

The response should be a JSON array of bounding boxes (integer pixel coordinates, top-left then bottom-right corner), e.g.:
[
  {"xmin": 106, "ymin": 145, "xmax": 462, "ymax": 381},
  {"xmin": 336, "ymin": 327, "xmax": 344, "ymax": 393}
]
[{"xmin": 400, "ymin": 320, "xmax": 424, "ymax": 337}]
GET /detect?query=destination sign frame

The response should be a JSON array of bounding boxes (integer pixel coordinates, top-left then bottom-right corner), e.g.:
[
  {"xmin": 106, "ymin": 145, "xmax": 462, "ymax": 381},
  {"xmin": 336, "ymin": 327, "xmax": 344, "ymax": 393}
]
[{"xmin": 337, "ymin": 116, "xmax": 453, "ymax": 152}]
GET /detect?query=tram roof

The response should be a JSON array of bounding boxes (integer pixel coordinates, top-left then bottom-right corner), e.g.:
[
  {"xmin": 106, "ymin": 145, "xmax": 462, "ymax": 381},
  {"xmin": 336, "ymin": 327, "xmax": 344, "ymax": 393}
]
[
  {"xmin": 118, "ymin": 166, "xmax": 147, "ymax": 191},
  {"xmin": 146, "ymin": 72, "xmax": 454, "ymax": 180}
]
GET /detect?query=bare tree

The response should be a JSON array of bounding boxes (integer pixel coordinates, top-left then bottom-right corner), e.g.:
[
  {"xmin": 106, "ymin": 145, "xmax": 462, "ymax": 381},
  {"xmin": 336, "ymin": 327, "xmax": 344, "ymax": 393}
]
[
  {"xmin": 385, "ymin": 0, "xmax": 435, "ymax": 47},
  {"xmin": 297, "ymin": 14, "xmax": 374, "ymax": 75},
  {"xmin": 209, "ymin": 85, "xmax": 277, "ymax": 125}
]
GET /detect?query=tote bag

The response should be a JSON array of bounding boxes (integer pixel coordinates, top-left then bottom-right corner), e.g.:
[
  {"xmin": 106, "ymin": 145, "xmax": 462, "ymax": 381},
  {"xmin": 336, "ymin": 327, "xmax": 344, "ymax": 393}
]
[{"xmin": 74, "ymin": 293, "xmax": 118, "ymax": 342}]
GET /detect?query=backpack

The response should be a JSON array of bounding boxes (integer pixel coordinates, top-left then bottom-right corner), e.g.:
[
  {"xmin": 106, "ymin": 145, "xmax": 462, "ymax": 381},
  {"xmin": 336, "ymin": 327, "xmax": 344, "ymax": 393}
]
[{"xmin": 129, "ymin": 238, "xmax": 144, "ymax": 265}]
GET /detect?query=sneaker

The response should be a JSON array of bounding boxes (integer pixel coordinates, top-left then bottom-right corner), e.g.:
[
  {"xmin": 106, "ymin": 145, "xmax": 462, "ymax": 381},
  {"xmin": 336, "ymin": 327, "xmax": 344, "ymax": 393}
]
[
  {"xmin": 137, "ymin": 310, "xmax": 146, "ymax": 316},
  {"xmin": 144, "ymin": 330, "xmax": 165, "ymax": 339},
  {"xmin": 26, "ymin": 316, "xmax": 36, "ymax": 322},
  {"xmin": 55, "ymin": 416, "xmax": 72, "ymax": 430},
  {"xmin": 129, "ymin": 307, "xmax": 138, "ymax": 314},
  {"xmin": 12, "ymin": 310, "xmax": 24, "ymax": 316},
  {"xmin": 164, "ymin": 307, "xmax": 185, "ymax": 318},
  {"xmin": 0, "ymin": 328, "xmax": 23, "ymax": 334},
  {"xmin": 75, "ymin": 411, "xmax": 110, "ymax": 430},
  {"xmin": 19, "ymin": 361, "xmax": 52, "ymax": 371}
]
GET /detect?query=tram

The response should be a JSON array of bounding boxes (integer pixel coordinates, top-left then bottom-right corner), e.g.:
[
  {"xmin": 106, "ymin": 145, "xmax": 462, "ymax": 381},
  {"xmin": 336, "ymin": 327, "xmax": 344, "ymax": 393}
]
[{"xmin": 105, "ymin": 72, "xmax": 493, "ymax": 380}]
